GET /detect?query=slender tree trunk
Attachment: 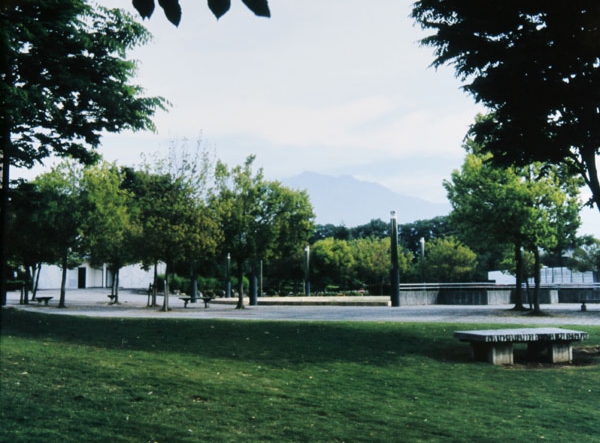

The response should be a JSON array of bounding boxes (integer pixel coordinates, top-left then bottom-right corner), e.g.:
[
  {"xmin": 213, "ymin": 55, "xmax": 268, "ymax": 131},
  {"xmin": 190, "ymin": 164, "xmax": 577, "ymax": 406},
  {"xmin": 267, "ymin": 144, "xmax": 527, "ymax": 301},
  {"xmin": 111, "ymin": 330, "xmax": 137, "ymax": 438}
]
[
  {"xmin": 32, "ymin": 263, "xmax": 41, "ymax": 299},
  {"xmin": 581, "ymin": 147, "xmax": 600, "ymax": 214},
  {"xmin": 58, "ymin": 254, "xmax": 68, "ymax": 308},
  {"xmin": 0, "ymin": 27, "xmax": 11, "ymax": 307},
  {"xmin": 249, "ymin": 261, "xmax": 258, "ymax": 306},
  {"xmin": 533, "ymin": 248, "xmax": 542, "ymax": 313},
  {"xmin": 22, "ymin": 265, "xmax": 31, "ymax": 304},
  {"xmin": 236, "ymin": 260, "xmax": 245, "ymax": 309},
  {"xmin": 152, "ymin": 261, "xmax": 158, "ymax": 307},
  {"xmin": 162, "ymin": 262, "xmax": 170, "ymax": 312},
  {"xmin": 513, "ymin": 243, "xmax": 525, "ymax": 310},
  {"xmin": 112, "ymin": 267, "xmax": 120, "ymax": 303}
]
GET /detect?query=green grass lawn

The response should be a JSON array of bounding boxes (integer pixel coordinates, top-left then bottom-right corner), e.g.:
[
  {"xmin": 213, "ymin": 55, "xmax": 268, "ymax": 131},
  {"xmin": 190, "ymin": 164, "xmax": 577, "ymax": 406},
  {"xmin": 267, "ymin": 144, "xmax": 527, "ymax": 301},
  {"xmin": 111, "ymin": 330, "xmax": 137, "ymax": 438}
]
[{"xmin": 1, "ymin": 308, "xmax": 599, "ymax": 443}]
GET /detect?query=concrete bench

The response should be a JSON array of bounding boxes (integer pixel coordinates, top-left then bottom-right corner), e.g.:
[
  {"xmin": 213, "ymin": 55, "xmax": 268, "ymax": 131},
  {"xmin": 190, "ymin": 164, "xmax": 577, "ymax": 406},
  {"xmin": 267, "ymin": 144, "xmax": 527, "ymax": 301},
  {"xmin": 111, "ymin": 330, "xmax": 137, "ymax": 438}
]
[
  {"xmin": 179, "ymin": 296, "xmax": 212, "ymax": 308},
  {"xmin": 35, "ymin": 296, "xmax": 53, "ymax": 306},
  {"xmin": 454, "ymin": 328, "xmax": 589, "ymax": 365},
  {"xmin": 579, "ymin": 299, "xmax": 600, "ymax": 311}
]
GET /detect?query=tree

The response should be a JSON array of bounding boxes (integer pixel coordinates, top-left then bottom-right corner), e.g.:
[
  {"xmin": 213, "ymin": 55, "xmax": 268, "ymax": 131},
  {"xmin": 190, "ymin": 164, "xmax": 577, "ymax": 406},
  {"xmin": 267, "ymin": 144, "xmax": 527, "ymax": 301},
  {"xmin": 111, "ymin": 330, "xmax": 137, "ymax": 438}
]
[
  {"xmin": 351, "ymin": 237, "xmax": 411, "ymax": 294},
  {"xmin": 1, "ymin": 0, "xmax": 166, "ymax": 304},
  {"xmin": 445, "ymin": 135, "xmax": 582, "ymax": 310},
  {"xmin": 131, "ymin": 0, "xmax": 270, "ymax": 26},
  {"xmin": 125, "ymin": 167, "xmax": 220, "ymax": 311},
  {"xmin": 412, "ymin": 2, "xmax": 600, "ymax": 213},
  {"xmin": 6, "ymin": 181, "xmax": 56, "ymax": 302},
  {"xmin": 81, "ymin": 162, "xmax": 140, "ymax": 303},
  {"xmin": 568, "ymin": 236, "xmax": 600, "ymax": 281},
  {"xmin": 311, "ymin": 237, "xmax": 356, "ymax": 291},
  {"xmin": 423, "ymin": 236, "xmax": 477, "ymax": 283},
  {"xmin": 211, "ymin": 156, "xmax": 314, "ymax": 308},
  {"xmin": 32, "ymin": 162, "xmax": 89, "ymax": 308}
]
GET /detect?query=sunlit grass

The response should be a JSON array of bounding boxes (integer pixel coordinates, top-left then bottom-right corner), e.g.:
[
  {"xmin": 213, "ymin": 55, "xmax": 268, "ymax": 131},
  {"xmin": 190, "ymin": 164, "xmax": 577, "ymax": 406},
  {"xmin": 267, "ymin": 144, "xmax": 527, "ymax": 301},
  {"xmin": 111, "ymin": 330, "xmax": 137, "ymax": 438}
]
[{"xmin": 1, "ymin": 309, "xmax": 599, "ymax": 442}]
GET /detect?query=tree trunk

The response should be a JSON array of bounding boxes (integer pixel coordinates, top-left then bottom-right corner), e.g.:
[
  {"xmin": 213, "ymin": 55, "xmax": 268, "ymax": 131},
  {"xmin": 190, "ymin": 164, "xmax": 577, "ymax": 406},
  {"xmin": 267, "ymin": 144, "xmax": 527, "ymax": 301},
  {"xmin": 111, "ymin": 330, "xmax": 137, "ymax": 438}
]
[
  {"xmin": 58, "ymin": 253, "xmax": 68, "ymax": 308},
  {"xmin": 162, "ymin": 262, "xmax": 170, "ymax": 312},
  {"xmin": 235, "ymin": 260, "xmax": 245, "ymax": 309},
  {"xmin": 533, "ymin": 248, "xmax": 542, "ymax": 313},
  {"xmin": 152, "ymin": 261, "xmax": 158, "ymax": 307},
  {"xmin": 581, "ymin": 147, "xmax": 600, "ymax": 214},
  {"xmin": 249, "ymin": 262, "xmax": 258, "ymax": 306},
  {"xmin": 113, "ymin": 267, "xmax": 120, "ymax": 303},
  {"xmin": 513, "ymin": 243, "xmax": 525, "ymax": 310},
  {"xmin": 32, "ymin": 263, "xmax": 41, "ymax": 299}
]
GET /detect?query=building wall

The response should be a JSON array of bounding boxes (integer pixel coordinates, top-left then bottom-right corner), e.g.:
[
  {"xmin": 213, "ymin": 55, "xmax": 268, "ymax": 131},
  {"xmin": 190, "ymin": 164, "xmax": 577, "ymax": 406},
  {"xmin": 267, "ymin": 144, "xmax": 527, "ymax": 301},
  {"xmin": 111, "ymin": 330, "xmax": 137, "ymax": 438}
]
[{"xmin": 37, "ymin": 262, "xmax": 164, "ymax": 290}]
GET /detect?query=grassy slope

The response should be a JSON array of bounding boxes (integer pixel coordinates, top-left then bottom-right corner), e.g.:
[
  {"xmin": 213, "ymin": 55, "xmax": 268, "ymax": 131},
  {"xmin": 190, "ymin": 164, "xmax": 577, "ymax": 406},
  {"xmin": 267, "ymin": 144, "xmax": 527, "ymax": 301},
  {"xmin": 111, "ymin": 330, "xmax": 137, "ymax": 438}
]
[{"xmin": 1, "ymin": 308, "xmax": 599, "ymax": 443}]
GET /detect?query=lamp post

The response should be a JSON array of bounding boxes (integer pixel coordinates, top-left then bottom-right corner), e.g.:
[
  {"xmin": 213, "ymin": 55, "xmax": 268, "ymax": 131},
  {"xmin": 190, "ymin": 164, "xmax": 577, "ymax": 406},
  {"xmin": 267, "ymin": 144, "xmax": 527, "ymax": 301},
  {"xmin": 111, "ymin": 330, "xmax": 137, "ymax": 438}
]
[
  {"xmin": 420, "ymin": 237, "xmax": 425, "ymax": 283},
  {"xmin": 390, "ymin": 211, "xmax": 400, "ymax": 307},
  {"xmin": 226, "ymin": 253, "xmax": 231, "ymax": 298},
  {"xmin": 304, "ymin": 245, "xmax": 311, "ymax": 297}
]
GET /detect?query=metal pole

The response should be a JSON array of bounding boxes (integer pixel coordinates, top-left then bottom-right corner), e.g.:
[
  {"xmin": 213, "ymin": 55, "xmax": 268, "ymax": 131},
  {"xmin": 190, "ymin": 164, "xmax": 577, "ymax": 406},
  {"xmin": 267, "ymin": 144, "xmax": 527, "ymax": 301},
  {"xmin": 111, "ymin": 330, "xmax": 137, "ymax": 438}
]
[
  {"xmin": 390, "ymin": 211, "xmax": 400, "ymax": 307},
  {"xmin": 226, "ymin": 253, "xmax": 231, "ymax": 298},
  {"xmin": 304, "ymin": 245, "xmax": 310, "ymax": 297},
  {"xmin": 420, "ymin": 237, "xmax": 425, "ymax": 283}
]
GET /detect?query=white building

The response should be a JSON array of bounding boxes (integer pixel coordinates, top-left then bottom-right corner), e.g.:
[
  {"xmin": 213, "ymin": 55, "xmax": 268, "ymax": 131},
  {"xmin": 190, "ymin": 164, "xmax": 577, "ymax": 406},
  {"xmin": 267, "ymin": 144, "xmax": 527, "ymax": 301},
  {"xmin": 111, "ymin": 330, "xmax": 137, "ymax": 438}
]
[{"xmin": 36, "ymin": 261, "xmax": 165, "ymax": 290}]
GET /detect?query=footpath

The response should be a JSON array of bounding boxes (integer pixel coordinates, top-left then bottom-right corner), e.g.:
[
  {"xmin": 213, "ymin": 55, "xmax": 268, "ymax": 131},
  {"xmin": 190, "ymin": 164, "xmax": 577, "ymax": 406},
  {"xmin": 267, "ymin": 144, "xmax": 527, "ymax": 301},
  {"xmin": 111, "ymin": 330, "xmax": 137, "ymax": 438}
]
[{"xmin": 4, "ymin": 288, "xmax": 600, "ymax": 326}]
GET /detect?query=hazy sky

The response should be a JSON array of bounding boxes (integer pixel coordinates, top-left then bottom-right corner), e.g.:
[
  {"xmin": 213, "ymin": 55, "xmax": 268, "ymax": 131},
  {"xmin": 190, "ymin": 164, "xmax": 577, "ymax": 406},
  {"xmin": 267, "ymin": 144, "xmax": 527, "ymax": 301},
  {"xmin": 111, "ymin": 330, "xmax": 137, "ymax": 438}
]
[{"xmin": 16, "ymin": 0, "xmax": 599, "ymax": 234}]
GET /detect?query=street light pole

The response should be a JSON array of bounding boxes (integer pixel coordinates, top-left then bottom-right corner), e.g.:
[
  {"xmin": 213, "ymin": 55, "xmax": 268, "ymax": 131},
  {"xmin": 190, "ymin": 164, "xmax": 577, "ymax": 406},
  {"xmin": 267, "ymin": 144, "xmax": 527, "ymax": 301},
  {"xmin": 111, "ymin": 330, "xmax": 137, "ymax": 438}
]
[
  {"xmin": 226, "ymin": 253, "xmax": 231, "ymax": 298},
  {"xmin": 304, "ymin": 245, "xmax": 310, "ymax": 297},
  {"xmin": 390, "ymin": 211, "xmax": 400, "ymax": 307},
  {"xmin": 420, "ymin": 237, "xmax": 425, "ymax": 283}
]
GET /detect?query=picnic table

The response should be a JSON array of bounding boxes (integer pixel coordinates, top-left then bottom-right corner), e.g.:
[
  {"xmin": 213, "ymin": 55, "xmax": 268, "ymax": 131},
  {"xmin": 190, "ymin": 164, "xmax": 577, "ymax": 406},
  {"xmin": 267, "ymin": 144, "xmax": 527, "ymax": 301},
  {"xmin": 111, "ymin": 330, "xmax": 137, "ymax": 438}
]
[{"xmin": 454, "ymin": 327, "xmax": 589, "ymax": 365}]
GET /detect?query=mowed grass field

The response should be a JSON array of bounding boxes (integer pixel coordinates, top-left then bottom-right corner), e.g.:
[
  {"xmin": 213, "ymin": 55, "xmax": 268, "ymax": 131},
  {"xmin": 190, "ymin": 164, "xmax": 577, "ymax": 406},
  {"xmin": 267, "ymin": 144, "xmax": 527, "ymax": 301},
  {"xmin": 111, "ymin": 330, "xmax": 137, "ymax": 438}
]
[{"xmin": 1, "ymin": 308, "xmax": 599, "ymax": 443}]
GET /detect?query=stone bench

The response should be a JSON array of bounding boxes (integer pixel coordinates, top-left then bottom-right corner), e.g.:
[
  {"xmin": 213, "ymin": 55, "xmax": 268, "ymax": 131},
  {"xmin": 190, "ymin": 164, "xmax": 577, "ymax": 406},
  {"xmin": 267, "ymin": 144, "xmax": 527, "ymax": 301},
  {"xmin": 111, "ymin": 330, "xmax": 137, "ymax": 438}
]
[
  {"xmin": 454, "ymin": 328, "xmax": 589, "ymax": 365},
  {"xmin": 179, "ymin": 296, "xmax": 212, "ymax": 308},
  {"xmin": 579, "ymin": 299, "xmax": 600, "ymax": 311},
  {"xmin": 35, "ymin": 296, "xmax": 53, "ymax": 306}
]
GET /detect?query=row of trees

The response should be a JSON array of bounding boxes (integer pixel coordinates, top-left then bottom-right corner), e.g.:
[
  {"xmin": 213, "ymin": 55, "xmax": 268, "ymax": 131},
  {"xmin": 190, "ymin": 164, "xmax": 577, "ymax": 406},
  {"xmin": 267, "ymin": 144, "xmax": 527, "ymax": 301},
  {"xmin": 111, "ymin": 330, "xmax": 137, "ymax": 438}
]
[
  {"xmin": 9, "ymin": 143, "xmax": 598, "ymax": 309},
  {"xmin": 8, "ymin": 150, "xmax": 314, "ymax": 309}
]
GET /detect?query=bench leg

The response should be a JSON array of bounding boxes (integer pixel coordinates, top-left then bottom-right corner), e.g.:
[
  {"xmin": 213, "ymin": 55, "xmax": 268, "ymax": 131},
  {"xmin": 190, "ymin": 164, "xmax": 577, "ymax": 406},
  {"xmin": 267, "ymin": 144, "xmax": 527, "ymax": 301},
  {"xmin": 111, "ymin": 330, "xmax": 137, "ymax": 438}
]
[
  {"xmin": 549, "ymin": 342, "xmax": 573, "ymax": 363},
  {"xmin": 470, "ymin": 343, "xmax": 513, "ymax": 365},
  {"xmin": 581, "ymin": 302, "xmax": 587, "ymax": 312}
]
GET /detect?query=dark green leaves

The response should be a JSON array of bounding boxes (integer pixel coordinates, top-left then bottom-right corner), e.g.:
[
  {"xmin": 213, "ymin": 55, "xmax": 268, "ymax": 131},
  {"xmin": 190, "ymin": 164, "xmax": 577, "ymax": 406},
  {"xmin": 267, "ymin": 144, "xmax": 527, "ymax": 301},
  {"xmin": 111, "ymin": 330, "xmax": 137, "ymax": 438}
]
[
  {"xmin": 158, "ymin": 0, "xmax": 182, "ymax": 26},
  {"xmin": 241, "ymin": 0, "xmax": 270, "ymax": 18},
  {"xmin": 208, "ymin": 0, "xmax": 230, "ymax": 19},
  {"xmin": 132, "ymin": 0, "xmax": 270, "ymax": 25},
  {"xmin": 132, "ymin": 0, "xmax": 155, "ymax": 19}
]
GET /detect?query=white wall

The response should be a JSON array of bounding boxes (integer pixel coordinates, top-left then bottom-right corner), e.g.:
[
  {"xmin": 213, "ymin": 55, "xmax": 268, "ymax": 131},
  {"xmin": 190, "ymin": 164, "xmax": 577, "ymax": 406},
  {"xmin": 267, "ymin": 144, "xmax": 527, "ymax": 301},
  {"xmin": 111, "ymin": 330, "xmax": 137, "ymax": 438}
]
[{"xmin": 36, "ymin": 262, "xmax": 165, "ymax": 290}]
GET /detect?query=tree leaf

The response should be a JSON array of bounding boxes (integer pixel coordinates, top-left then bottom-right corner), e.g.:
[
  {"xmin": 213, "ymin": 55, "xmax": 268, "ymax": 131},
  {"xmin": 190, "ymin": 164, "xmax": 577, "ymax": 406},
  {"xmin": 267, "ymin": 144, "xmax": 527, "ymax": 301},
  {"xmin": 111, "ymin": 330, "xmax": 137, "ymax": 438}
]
[
  {"xmin": 241, "ymin": 0, "xmax": 270, "ymax": 17},
  {"xmin": 208, "ymin": 0, "xmax": 231, "ymax": 19},
  {"xmin": 132, "ymin": 0, "xmax": 155, "ymax": 19},
  {"xmin": 158, "ymin": 0, "xmax": 182, "ymax": 26}
]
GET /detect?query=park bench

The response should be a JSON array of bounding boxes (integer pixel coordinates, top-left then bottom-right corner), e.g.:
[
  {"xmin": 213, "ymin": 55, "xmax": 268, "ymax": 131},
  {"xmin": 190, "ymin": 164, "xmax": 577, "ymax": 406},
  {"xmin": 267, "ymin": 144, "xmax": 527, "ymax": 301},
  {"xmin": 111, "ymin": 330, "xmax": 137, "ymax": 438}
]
[
  {"xmin": 454, "ymin": 327, "xmax": 589, "ymax": 365},
  {"xmin": 579, "ymin": 299, "xmax": 600, "ymax": 311},
  {"xmin": 179, "ymin": 296, "xmax": 212, "ymax": 308},
  {"xmin": 35, "ymin": 296, "xmax": 53, "ymax": 306}
]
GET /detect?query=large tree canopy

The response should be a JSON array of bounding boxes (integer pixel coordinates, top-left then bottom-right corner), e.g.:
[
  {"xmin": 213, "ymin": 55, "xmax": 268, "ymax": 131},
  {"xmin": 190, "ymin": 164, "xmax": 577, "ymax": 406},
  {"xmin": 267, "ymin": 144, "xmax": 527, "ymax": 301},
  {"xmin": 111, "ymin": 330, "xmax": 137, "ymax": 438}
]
[
  {"xmin": 0, "ymin": 0, "xmax": 166, "ymax": 305},
  {"xmin": 132, "ymin": 0, "xmax": 270, "ymax": 26},
  {"xmin": 412, "ymin": 1, "xmax": 600, "ymax": 212}
]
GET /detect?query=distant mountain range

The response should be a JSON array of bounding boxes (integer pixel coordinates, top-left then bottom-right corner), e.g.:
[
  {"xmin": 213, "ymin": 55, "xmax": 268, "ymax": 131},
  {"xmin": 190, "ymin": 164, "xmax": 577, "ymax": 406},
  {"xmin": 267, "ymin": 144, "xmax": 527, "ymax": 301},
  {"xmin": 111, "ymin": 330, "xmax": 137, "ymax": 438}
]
[{"xmin": 281, "ymin": 172, "xmax": 451, "ymax": 227}]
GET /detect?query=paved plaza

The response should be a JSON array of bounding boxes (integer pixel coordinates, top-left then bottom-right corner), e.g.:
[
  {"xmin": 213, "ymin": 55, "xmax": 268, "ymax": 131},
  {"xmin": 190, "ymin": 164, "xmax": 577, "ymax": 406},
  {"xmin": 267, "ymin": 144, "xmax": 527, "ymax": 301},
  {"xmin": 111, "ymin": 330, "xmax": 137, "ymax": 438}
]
[{"xmin": 5, "ymin": 288, "xmax": 600, "ymax": 326}]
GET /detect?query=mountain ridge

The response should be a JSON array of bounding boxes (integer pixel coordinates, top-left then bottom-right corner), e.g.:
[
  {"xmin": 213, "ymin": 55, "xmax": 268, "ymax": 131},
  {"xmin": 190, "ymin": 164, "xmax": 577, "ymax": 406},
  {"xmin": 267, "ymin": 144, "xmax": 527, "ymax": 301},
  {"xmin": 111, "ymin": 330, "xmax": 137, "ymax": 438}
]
[{"xmin": 281, "ymin": 171, "xmax": 451, "ymax": 227}]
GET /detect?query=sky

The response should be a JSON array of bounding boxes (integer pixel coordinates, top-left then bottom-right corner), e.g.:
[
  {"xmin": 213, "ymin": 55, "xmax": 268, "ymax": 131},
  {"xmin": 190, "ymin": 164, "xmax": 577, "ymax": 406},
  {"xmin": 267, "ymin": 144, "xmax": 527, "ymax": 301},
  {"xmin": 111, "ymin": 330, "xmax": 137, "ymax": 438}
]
[{"xmin": 16, "ymin": 0, "xmax": 599, "ymax": 235}]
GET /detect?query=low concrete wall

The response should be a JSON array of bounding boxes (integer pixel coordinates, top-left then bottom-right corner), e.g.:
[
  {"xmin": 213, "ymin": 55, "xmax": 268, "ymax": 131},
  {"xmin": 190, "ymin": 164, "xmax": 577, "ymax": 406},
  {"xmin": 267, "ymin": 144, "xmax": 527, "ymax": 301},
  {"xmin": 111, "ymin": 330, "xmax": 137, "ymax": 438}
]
[
  {"xmin": 558, "ymin": 288, "xmax": 600, "ymax": 303},
  {"xmin": 399, "ymin": 287, "xmax": 512, "ymax": 306},
  {"xmin": 438, "ymin": 289, "xmax": 512, "ymax": 305},
  {"xmin": 399, "ymin": 290, "xmax": 438, "ymax": 306}
]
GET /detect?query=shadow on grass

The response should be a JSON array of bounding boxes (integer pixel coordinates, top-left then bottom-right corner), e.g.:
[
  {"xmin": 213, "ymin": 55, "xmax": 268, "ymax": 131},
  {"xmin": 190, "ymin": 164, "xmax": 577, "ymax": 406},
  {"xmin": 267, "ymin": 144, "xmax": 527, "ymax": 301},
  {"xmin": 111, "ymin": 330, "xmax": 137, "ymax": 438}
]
[{"xmin": 1, "ymin": 308, "xmax": 472, "ymax": 366}]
